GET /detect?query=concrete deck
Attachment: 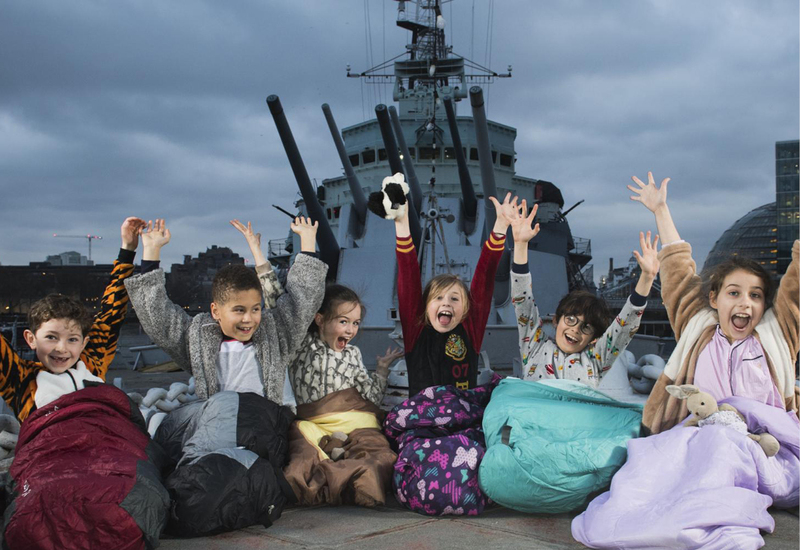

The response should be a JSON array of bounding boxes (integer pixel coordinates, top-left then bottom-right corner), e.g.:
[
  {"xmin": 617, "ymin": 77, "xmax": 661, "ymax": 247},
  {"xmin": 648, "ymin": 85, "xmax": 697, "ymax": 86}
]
[{"xmin": 157, "ymin": 500, "xmax": 799, "ymax": 549}]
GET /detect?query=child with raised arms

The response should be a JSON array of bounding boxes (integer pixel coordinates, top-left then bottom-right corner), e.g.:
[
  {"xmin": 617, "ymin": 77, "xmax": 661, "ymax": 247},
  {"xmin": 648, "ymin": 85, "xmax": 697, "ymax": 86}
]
[
  {"xmin": 394, "ymin": 193, "xmax": 515, "ymax": 396},
  {"xmin": 230, "ymin": 219, "xmax": 402, "ymax": 407},
  {"xmin": 629, "ymin": 172, "xmax": 799, "ymax": 434},
  {"xmin": 510, "ymin": 200, "xmax": 659, "ymax": 386},
  {"xmin": 0, "ymin": 217, "xmax": 146, "ymax": 421}
]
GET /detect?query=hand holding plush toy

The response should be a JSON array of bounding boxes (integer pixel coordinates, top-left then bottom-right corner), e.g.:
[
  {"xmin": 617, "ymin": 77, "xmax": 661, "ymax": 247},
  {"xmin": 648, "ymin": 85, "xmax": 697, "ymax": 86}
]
[{"xmin": 666, "ymin": 384, "xmax": 780, "ymax": 457}]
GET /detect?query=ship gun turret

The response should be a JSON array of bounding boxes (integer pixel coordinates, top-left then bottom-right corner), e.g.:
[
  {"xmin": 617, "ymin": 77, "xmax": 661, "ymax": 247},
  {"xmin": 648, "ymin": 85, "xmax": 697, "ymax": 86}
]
[
  {"xmin": 267, "ymin": 95, "xmax": 340, "ymax": 279},
  {"xmin": 375, "ymin": 104, "xmax": 423, "ymax": 246},
  {"xmin": 469, "ymin": 86, "xmax": 511, "ymax": 304},
  {"xmin": 321, "ymin": 103, "xmax": 368, "ymax": 239},
  {"xmin": 442, "ymin": 96, "xmax": 478, "ymax": 228}
]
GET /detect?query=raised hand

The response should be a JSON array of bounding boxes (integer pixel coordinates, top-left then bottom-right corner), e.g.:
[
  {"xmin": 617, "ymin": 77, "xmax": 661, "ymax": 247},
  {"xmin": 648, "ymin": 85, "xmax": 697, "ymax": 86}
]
[
  {"xmin": 376, "ymin": 346, "xmax": 404, "ymax": 377},
  {"xmin": 628, "ymin": 171, "xmax": 670, "ymax": 214},
  {"xmin": 510, "ymin": 200, "xmax": 540, "ymax": 244},
  {"xmin": 633, "ymin": 231, "xmax": 660, "ymax": 297},
  {"xmin": 633, "ymin": 231, "xmax": 660, "ymax": 277},
  {"xmin": 120, "ymin": 217, "xmax": 147, "ymax": 251},
  {"xmin": 141, "ymin": 220, "xmax": 171, "ymax": 262},
  {"xmin": 231, "ymin": 219, "xmax": 266, "ymax": 265},
  {"xmin": 488, "ymin": 192, "xmax": 516, "ymax": 234},
  {"xmin": 290, "ymin": 216, "xmax": 318, "ymax": 253}
]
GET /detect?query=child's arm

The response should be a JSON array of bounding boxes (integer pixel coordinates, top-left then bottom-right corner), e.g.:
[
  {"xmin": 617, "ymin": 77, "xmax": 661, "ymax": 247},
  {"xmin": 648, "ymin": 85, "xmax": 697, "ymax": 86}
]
[
  {"xmin": 628, "ymin": 173, "xmax": 705, "ymax": 338},
  {"xmin": 509, "ymin": 200, "xmax": 548, "ymax": 378},
  {"xmin": 231, "ymin": 219, "xmax": 284, "ymax": 309},
  {"xmin": 124, "ymin": 219, "xmax": 195, "ymax": 373},
  {"xmin": 773, "ymin": 240, "xmax": 800, "ymax": 359},
  {"xmin": 590, "ymin": 231, "xmax": 659, "ymax": 375},
  {"xmin": 352, "ymin": 347, "xmax": 402, "ymax": 406},
  {"xmin": 0, "ymin": 332, "xmax": 38, "ymax": 420},
  {"xmin": 394, "ymin": 208, "xmax": 425, "ymax": 353},
  {"xmin": 81, "ymin": 217, "xmax": 146, "ymax": 379},
  {"xmin": 463, "ymin": 193, "xmax": 512, "ymax": 351},
  {"xmin": 270, "ymin": 218, "xmax": 328, "ymax": 360}
]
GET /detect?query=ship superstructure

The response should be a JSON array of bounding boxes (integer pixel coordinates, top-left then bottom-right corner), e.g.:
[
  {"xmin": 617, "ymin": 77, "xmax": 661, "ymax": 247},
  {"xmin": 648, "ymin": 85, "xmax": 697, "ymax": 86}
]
[{"xmin": 268, "ymin": 0, "xmax": 592, "ymax": 372}]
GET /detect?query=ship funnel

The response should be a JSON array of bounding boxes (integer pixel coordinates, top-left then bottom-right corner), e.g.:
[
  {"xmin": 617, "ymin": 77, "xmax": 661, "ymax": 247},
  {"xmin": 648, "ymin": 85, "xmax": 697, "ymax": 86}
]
[
  {"xmin": 469, "ymin": 87, "xmax": 499, "ymax": 237},
  {"xmin": 375, "ymin": 104, "xmax": 422, "ymax": 247},
  {"xmin": 267, "ymin": 95, "xmax": 339, "ymax": 279},
  {"xmin": 442, "ymin": 97, "xmax": 477, "ymax": 224},
  {"xmin": 321, "ymin": 103, "xmax": 367, "ymax": 233}
]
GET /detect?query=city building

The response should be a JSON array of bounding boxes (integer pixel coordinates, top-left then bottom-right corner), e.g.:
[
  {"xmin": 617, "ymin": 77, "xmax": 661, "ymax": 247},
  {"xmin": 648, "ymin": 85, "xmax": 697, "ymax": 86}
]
[
  {"xmin": 703, "ymin": 202, "xmax": 778, "ymax": 276},
  {"xmin": 776, "ymin": 140, "xmax": 799, "ymax": 273}
]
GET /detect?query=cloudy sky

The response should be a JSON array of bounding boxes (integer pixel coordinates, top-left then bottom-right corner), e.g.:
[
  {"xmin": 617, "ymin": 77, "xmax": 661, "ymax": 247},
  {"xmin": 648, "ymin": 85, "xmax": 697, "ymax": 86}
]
[{"xmin": 1, "ymin": 0, "xmax": 797, "ymax": 280}]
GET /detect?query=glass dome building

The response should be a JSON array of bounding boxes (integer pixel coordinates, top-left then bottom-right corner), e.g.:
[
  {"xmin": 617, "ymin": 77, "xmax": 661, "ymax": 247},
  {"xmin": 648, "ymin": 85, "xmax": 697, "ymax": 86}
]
[{"xmin": 702, "ymin": 202, "xmax": 778, "ymax": 276}]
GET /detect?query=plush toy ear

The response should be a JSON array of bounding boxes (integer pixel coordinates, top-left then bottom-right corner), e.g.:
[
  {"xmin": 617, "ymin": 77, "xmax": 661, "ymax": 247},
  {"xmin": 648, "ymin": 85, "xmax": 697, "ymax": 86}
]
[
  {"xmin": 666, "ymin": 384, "xmax": 700, "ymax": 400},
  {"xmin": 367, "ymin": 191, "xmax": 388, "ymax": 218}
]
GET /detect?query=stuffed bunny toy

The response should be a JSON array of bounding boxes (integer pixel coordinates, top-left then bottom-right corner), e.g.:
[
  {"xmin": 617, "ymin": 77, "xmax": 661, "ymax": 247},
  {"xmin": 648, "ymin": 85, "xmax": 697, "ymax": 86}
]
[
  {"xmin": 367, "ymin": 172, "xmax": 410, "ymax": 220},
  {"xmin": 665, "ymin": 384, "xmax": 780, "ymax": 457}
]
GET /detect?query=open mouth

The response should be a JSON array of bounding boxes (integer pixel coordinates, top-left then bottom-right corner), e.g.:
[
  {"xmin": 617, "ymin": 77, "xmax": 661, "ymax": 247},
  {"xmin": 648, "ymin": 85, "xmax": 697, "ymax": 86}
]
[
  {"xmin": 336, "ymin": 336, "xmax": 348, "ymax": 350},
  {"xmin": 49, "ymin": 356, "xmax": 71, "ymax": 367},
  {"xmin": 564, "ymin": 333, "xmax": 579, "ymax": 345},
  {"xmin": 437, "ymin": 311, "xmax": 453, "ymax": 327},
  {"xmin": 237, "ymin": 326, "xmax": 253, "ymax": 336},
  {"xmin": 731, "ymin": 313, "xmax": 751, "ymax": 331}
]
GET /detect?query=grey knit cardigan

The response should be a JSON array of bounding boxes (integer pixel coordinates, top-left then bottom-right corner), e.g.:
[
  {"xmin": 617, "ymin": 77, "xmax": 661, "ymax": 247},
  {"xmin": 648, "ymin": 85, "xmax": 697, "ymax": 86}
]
[{"xmin": 124, "ymin": 254, "xmax": 328, "ymax": 404}]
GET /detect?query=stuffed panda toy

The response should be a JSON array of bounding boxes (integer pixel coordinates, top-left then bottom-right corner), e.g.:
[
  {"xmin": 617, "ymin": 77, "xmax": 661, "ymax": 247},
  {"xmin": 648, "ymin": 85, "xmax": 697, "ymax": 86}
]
[{"xmin": 368, "ymin": 172, "xmax": 410, "ymax": 220}]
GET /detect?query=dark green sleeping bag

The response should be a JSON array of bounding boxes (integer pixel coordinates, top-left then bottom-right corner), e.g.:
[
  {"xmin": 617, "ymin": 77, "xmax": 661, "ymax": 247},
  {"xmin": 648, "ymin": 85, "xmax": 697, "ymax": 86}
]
[{"xmin": 479, "ymin": 378, "xmax": 643, "ymax": 514}]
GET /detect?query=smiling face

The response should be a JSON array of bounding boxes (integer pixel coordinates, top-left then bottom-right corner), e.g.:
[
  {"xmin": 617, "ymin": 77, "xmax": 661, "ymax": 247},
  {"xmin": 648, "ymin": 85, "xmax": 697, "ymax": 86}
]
[
  {"xmin": 554, "ymin": 314, "xmax": 596, "ymax": 355},
  {"xmin": 709, "ymin": 268, "xmax": 766, "ymax": 343},
  {"xmin": 210, "ymin": 288, "xmax": 263, "ymax": 342},
  {"xmin": 425, "ymin": 283, "xmax": 467, "ymax": 333},
  {"xmin": 24, "ymin": 318, "xmax": 89, "ymax": 374},
  {"xmin": 316, "ymin": 301, "xmax": 362, "ymax": 351}
]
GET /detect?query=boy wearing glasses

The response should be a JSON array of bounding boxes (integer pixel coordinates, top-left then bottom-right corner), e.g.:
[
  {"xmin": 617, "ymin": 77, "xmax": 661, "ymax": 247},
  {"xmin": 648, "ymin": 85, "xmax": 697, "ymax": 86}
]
[{"xmin": 509, "ymin": 200, "xmax": 659, "ymax": 386}]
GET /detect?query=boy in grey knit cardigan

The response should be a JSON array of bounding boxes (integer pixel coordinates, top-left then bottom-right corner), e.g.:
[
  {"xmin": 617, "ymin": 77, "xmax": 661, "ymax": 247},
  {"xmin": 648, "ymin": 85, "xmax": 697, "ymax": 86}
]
[{"xmin": 124, "ymin": 217, "xmax": 328, "ymax": 406}]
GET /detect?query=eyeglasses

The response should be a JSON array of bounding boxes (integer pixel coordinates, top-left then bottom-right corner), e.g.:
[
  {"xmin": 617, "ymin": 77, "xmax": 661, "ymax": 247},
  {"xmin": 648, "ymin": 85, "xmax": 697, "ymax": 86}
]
[{"xmin": 563, "ymin": 315, "xmax": 594, "ymax": 336}]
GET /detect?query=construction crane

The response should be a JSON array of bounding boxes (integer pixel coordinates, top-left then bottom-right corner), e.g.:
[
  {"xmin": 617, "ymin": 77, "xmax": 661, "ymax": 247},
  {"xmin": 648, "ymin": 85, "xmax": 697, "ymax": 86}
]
[{"xmin": 52, "ymin": 234, "xmax": 103, "ymax": 261}]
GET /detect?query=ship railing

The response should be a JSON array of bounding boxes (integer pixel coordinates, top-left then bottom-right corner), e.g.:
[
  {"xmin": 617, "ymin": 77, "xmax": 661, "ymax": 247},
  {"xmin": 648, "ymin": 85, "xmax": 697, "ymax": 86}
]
[
  {"xmin": 571, "ymin": 237, "xmax": 591, "ymax": 257},
  {"xmin": 268, "ymin": 239, "xmax": 291, "ymax": 258}
]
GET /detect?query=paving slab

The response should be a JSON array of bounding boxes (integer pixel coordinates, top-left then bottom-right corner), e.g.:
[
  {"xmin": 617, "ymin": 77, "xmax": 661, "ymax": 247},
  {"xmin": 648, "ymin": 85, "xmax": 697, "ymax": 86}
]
[{"xmin": 157, "ymin": 503, "xmax": 798, "ymax": 550}]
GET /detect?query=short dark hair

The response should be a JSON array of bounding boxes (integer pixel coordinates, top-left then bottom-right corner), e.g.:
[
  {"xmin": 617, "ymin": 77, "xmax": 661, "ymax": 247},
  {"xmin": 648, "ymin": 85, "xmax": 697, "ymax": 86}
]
[
  {"xmin": 28, "ymin": 294, "xmax": 93, "ymax": 336},
  {"xmin": 311, "ymin": 284, "xmax": 365, "ymax": 334},
  {"xmin": 554, "ymin": 290, "xmax": 612, "ymax": 339},
  {"xmin": 212, "ymin": 264, "xmax": 262, "ymax": 305},
  {"xmin": 701, "ymin": 257, "xmax": 775, "ymax": 308}
]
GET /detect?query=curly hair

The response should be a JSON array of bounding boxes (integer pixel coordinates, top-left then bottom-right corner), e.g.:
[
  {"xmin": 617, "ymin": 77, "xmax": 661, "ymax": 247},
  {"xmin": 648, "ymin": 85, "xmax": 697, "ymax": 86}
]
[
  {"xmin": 28, "ymin": 294, "xmax": 94, "ymax": 336},
  {"xmin": 211, "ymin": 264, "xmax": 262, "ymax": 305},
  {"xmin": 554, "ymin": 290, "xmax": 612, "ymax": 339}
]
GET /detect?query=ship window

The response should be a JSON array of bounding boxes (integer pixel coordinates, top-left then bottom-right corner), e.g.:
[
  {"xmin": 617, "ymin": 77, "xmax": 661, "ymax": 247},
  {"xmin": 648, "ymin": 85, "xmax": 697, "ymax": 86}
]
[
  {"xmin": 444, "ymin": 147, "xmax": 456, "ymax": 160},
  {"xmin": 463, "ymin": 147, "xmax": 467, "ymax": 158},
  {"xmin": 326, "ymin": 208, "xmax": 332, "ymax": 219},
  {"xmin": 419, "ymin": 147, "xmax": 438, "ymax": 160},
  {"xmin": 500, "ymin": 153, "xmax": 513, "ymax": 167},
  {"xmin": 334, "ymin": 206, "xmax": 341, "ymax": 219},
  {"xmin": 349, "ymin": 154, "xmax": 360, "ymax": 167},
  {"xmin": 378, "ymin": 148, "xmax": 388, "ymax": 161},
  {"xmin": 469, "ymin": 148, "xmax": 479, "ymax": 161},
  {"xmin": 362, "ymin": 150, "xmax": 375, "ymax": 164},
  {"xmin": 491, "ymin": 151, "xmax": 497, "ymax": 163},
  {"xmin": 408, "ymin": 147, "xmax": 415, "ymax": 158}
]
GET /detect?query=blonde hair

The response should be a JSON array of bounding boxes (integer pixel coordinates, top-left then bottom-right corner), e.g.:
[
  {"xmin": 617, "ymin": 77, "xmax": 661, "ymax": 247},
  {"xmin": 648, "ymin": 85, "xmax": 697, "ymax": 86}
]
[{"xmin": 421, "ymin": 274, "xmax": 471, "ymax": 326}]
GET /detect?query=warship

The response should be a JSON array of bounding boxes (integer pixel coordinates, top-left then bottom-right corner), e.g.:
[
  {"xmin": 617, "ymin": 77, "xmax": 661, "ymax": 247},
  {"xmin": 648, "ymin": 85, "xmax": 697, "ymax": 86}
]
[{"xmin": 266, "ymin": 0, "xmax": 593, "ymax": 380}]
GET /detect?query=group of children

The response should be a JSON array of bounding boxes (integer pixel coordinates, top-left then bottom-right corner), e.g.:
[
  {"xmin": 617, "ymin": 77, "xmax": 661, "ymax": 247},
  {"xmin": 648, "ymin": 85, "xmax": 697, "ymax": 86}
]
[{"xmin": 0, "ymin": 172, "xmax": 797, "ymax": 537}]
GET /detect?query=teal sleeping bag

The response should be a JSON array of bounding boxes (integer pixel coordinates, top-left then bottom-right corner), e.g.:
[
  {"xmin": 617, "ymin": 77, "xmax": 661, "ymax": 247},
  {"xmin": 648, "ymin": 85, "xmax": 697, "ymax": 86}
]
[{"xmin": 478, "ymin": 378, "xmax": 643, "ymax": 514}]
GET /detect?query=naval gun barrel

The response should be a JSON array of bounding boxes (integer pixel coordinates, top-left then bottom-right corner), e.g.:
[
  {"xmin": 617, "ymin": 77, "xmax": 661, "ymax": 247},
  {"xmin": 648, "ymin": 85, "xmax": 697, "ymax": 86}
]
[
  {"xmin": 321, "ymin": 103, "xmax": 367, "ymax": 227},
  {"xmin": 375, "ymin": 104, "xmax": 422, "ymax": 247},
  {"xmin": 442, "ymin": 97, "xmax": 477, "ymax": 223},
  {"xmin": 469, "ymin": 87, "xmax": 499, "ymax": 236},
  {"xmin": 267, "ymin": 95, "xmax": 339, "ymax": 279},
  {"xmin": 387, "ymin": 106, "xmax": 423, "ymax": 215}
]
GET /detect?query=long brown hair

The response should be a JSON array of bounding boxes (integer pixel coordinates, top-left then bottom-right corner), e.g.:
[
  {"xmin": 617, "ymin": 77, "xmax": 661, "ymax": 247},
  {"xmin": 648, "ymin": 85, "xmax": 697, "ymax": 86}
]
[{"xmin": 420, "ymin": 274, "xmax": 471, "ymax": 326}]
